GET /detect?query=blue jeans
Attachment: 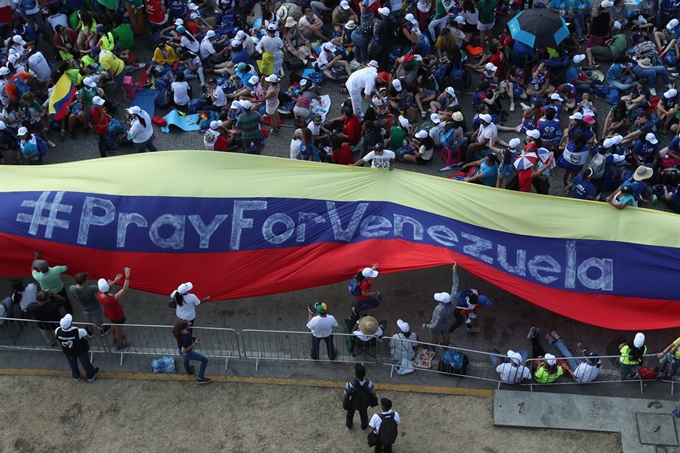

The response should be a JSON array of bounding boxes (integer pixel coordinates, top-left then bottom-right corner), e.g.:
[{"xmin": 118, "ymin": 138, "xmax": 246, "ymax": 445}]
[
  {"xmin": 184, "ymin": 67, "xmax": 206, "ymax": 85},
  {"xmin": 633, "ymin": 66, "xmax": 670, "ymax": 86},
  {"xmin": 552, "ymin": 338, "xmax": 580, "ymax": 371},
  {"xmin": 66, "ymin": 351, "xmax": 97, "ymax": 380},
  {"xmin": 310, "ymin": 0, "xmax": 332, "ymax": 18},
  {"xmin": 351, "ymin": 32, "xmax": 370, "ymax": 65},
  {"xmin": 489, "ymin": 349, "xmax": 529, "ymax": 365},
  {"xmin": 353, "ymin": 296, "xmax": 381, "ymax": 312},
  {"xmin": 179, "ymin": 348, "xmax": 209, "ymax": 379},
  {"xmin": 660, "ymin": 353, "xmax": 680, "ymax": 378},
  {"xmin": 0, "ymin": 296, "xmax": 14, "ymax": 325},
  {"xmin": 310, "ymin": 334, "xmax": 336, "ymax": 360},
  {"xmin": 619, "ymin": 361, "xmax": 640, "ymax": 379},
  {"xmin": 608, "ymin": 78, "xmax": 634, "ymax": 91},
  {"xmin": 134, "ymin": 137, "xmax": 158, "ymax": 153},
  {"xmin": 573, "ymin": 10, "xmax": 589, "ymax": 38}
]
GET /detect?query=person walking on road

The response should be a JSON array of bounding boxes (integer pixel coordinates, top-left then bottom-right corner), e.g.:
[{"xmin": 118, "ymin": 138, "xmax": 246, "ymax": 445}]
[
  {"xmin": 69, "ymin": 273, "xmax": 110, "ymax": 336},
  {"xmin": 368, "ymin": 398, "xmax": 401, "ymax": 453},
  {"xmin": 55, "ymin": 314, "xmax": 100, "ymax": 382},
  {"xmin": 306, "ymin": 302, "xmax": 338, "ymax": 360},
  {"xmin": 172, "ymin": 319, "xmax": 212, "ymax": 384},
  {"xmin": 170, "ymin": 282, "xmax": 210, "ymax": 325},
  {"xmin": 343, "ymin": 363, "xmax": 378, "ymax": 431},
  {"xmin": 422, "ymin": 263, "xmax": 457, "ymax": 348},
  {"xmin": 97, "ymin": 268, "xmax": 131, "ymax": 350},
  {"xmin": 31, "ymin": 249, "xmax": 73, "ymax": 315}
]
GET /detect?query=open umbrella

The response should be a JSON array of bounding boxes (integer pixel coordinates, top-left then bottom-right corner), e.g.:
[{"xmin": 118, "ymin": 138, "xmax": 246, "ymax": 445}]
[
  {"xmin": 513, "ymin": 152, "xmax": 538, "ymax": 171},
  {"xmin": 507, "ymin": 9, "xmax": 570, "ymax": 49}
]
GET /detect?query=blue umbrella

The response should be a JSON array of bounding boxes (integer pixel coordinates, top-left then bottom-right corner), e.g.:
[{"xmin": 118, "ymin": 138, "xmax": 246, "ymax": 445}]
[{"xmin": 507, "ymin": 9, "xmax": 570, "ymax": 49}]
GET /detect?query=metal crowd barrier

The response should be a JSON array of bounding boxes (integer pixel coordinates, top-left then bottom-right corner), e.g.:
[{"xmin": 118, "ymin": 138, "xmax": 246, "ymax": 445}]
[
  {"xmin": 102, "ymin": 323, "xmax": 241, "ymax": 369},
  {"xmin": 241, "ymin": 330, "xmax": 379, "ymax": 370},
  {"xmin": 0, "ymin": 316, "xmax": 107, "ymax": 362}
]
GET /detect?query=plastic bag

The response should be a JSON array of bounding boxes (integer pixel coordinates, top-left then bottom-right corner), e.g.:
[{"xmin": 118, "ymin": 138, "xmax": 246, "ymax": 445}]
[{"xmin": 151, "ymin": 356, "xmax": 176, "ymax": 374}]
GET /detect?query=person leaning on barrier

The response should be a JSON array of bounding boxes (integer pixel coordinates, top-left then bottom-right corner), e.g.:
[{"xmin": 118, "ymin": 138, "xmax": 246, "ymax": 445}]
[
  {"xmin": 31, "ymin": 249, "xmax": 73, "ymax": 315},
  {"xmin": 491, "ymin": 349, "xmax": 532, "ymax": 384},
  {"xmin": 25, "ymin": 290, "xmax": 67, "ymax": 347},
  {"xmin": 306, "ymin": 302, "xmax": 338, "ymax": 361},
  {"xmin": 170, "ymin": 282, "xmax": 211, "ymax": 325},
  {"xmin": 656, "ymin": 336, "xmax": 680, "ymax": 380},
  {"xmin": 55, "ymin": 314, "xmax": 100, "ymax": 382},
  {"xmin": 619, "ymin": 332, "xmax": 647, "ymax": 380},
  {"xmin": 69, "ymin": 273, "xmax": 110, "ymax": 337},
  {"xmin": 11, "ymin": 278, "xmax": 38, "ymax": 312},
  {"xmin": 422, "ymin": 263, "xmax": 457, "ymax": 349}
]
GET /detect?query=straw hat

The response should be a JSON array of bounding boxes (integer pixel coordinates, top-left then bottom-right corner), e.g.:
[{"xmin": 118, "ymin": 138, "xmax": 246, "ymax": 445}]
[{"xmin": 358, "ymin": 316, "xmax": 378, "ymax": 335}]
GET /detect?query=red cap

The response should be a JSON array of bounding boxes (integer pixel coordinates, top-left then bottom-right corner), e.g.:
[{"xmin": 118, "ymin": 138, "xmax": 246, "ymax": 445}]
[{"xmin": 378, "ymin": 71, "xmax": 391, "ymax": 83}]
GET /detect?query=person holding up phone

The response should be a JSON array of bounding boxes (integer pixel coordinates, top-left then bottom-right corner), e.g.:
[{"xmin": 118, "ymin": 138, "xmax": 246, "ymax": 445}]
[
  {"xmin": 97, "ymin": 267, "xmax": 131, "ymax": 350},
  {"xmin": 172, "ymin": 319, "xmax": 212, "ymax": 384}
]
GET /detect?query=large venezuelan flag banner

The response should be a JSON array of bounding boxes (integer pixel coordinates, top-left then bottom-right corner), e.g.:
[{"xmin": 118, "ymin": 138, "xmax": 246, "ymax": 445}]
[{"xmin": 0, "ymin": 152, "xmax": 679, "ymax": 330}]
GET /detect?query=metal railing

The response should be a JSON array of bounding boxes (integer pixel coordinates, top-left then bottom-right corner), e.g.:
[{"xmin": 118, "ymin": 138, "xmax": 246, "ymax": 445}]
[
  {"xmin": 241, "ymin": 330, "xmax": 377, "ymax": 370},
  {"xmin": 0, "ymin": 316, "xmax": 107, "ymax": 362},
  {"xmin": 102, "ymin": 323, "xmax": 241, "ymax": 370},
  {"xmin": 1, "ymin": 316, "xmax": 677, "ymax": 394}
]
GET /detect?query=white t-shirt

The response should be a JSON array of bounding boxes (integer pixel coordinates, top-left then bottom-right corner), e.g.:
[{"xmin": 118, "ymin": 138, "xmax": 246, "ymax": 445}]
[
  {"xmin": 14, "ymin": 0, "xmax": 39, "ymax": 15},
  {"xmin": 204, "ymin": 128, "xmax": 221, "ymax": 150},
  {"xmin": 47, "ymin": 13, "xmax": 69, "ymax": 32},
  {"xmin": 417, "ymin": 0, "xmax": 432, "ymax": 13},
  {"xmin": 290, "ymin": 138, "xmax": 302, "ymax": 159},
  {"xmin": 128, "ymin": 113, "xmax": 154, "ymax": 143},
  {"xmin": 363, "ymin": 150, "xmax": 396, "ymax": 169},
  {"xmin": 19, "ymin": 283, "xmax": 38, "ymax": 310},
  {"xmin": 368, "ymin": 410, "xmax": 402, "ymax": 433},
  {"xmin": 306, "ymin": 121, "xmax": 322, "ymax": 136},
  {"xmin": 199, "ymin": 37, "xmax": 217, "ymax": 59},
  {"xmin": 212, "ymin": 86, "xmax": 227, "ymax": 107},
  {"xmin": 298, "ymin": 14, "xmax": 320, "ymax": 32},
  {"xmin": 496, "ymin": 363, "xmax": 531, "ymax": 384},
  {"xmin": 389, "ymin": 0, "xmax": 402, "ymax": 13},
  {"xmin": 180, "ymin": 35, "xmax": 200, "ymax": 53},
  {"xmin": 306, "ymin": 314, "xmax": 338, "ymax": 337},
  {"xmin": 317, "ymin": 50, "xmax": 332, "ymax": 71},
  {"xmin": 171, "ymin": 81, "xmax": 191, "ymax": 106},
  {"xmin": 419, "ymin": 144, "xmax": 433, "ymax": 161},
  {"xmin": 478, "ymin": 122, "xmax": 497, "ymax": 146},
  {"xmin": 429, "ymin": 122, "xmax": 445, "ymax": 145},
  {"xmin": 260, "ymin": 35, "xmax": 284, "ymax": 53},
  {"xmin": 346, "ymin": 67, "xmax": 377, "ymax": 96},
  {"xmin": 242, "ymin": 36, "xmax": 256, "ymax": 56},
  {"xmin": 171, "ymin": 291, "xmax": 201, "ymax": 321},
  {"xmin": 461, "ymin": 9, "xmax": 478, "ymax": 25},
  {"xmin": 573, "ymin": 362, "xmax": 600, "ymax": 383},
  {"xmin": 29, "ymin": 52, "xmax": 53, "ymax": 83}
]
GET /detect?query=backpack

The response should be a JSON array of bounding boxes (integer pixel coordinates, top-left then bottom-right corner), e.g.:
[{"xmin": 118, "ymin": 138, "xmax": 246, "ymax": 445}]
[
  {"xmin": 589, "ymin": 153, "xmax": 606, "ymax": 179},
  {"xmin": 348, "ymin": 276, "xmax": 361, "ymax": 296},
  {"xmin": 350, "ymin": 379, "xmax": 371, "ymax": 410},
  {"xmin": 188, "ymin": 98, "xmax": 205, "ymax": 113},
  {"xmin": 123, "ymin": 76, "xmax": 137, "ymax": 101},
  {"xmin": 438, "ymin": 349, "xmax": 469, "ymax": 375},
  {"xmin": 34, "ymin": 135, "xmax": 48, "ymax": 157},
  {"xmin": 637, "ymin": 366, "xmax": 658, "ymax": 380},
  {"xmin": 377, "ymin": 413, "xmax": 398, "ymax": 445}
]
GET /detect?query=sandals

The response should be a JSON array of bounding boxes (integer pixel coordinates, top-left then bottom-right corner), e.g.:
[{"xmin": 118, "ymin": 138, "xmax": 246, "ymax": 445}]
[
  {"xmin": 421, "ymin": 111, "xmax": 428, "ymax": 119},
  {"xmin": 339, "ymin": 86, "xmax": 348, "ymax": 94}
]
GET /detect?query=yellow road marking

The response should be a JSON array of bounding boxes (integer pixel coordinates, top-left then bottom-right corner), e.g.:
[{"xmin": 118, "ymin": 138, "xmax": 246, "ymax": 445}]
[{"xmin": 0, "ymin": 368, "xmax": 494, "ymax": 397}]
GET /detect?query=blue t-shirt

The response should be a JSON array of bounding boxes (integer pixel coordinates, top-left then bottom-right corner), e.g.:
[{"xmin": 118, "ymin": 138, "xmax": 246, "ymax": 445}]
[
  {"xmin": 669, "ymin": 137, "xmax": 680, "ymax": 152},
  {"xmin": 565, "ymin": 65, "xmax": 580, "ymax": 85},
  {"xmin": 299, "ymin": 142, "xmax": 320, "ymax": 161},
  {"xmin": 477, "ymin": 160, "xmax": 498, "ymax": 186},
  {"xmin": 632, "ymin": 139, "xmax": 658, "ymax": 159},
  {"xmin": 571, "ymin": 174, "xmax": 595, "ymax": 199},
  {"xmin": 538, "ymin": 118, "xmax": 560, "ymax": 143}
]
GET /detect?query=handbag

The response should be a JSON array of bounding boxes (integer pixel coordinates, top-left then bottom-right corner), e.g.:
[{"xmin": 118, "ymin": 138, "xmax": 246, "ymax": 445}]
[
  {"xmin": 167, "ymin": 298, "xmax": 176, "ymax": 308},
  {"xmin": 367, "ymin": 432, "xmax": 378, "ymax": 447}
]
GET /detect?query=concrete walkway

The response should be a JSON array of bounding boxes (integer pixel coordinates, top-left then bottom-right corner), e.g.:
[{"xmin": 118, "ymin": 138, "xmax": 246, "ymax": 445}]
[{"xmin": 495, "ymin": 389, "xmax": 680, "ymax": 453}]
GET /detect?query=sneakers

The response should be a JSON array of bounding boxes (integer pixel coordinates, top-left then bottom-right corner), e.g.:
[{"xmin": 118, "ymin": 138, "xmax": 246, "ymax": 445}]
[
  {"xmin": 509, "ymin": 102, "xmax": 515, "ymax": 112},
  {"xmin": 666, "ymin": 83, "xmax": 674, "ymax": 90},
  {"xmin": 74, "ymin": 376, "xmax": 80, "ymax": 381},
  {"xmin": 650, "ymin": 87, "xmax": 657, "ymax": 96},
  {"xmin": 527, "ymin": 327, "xmax": 540, "ymax": 339},
  {"xmin": 88, "ymin": 367, "xmax": 100, "ymax": 382},
  {"xmin": 520, "ymin": 102, "xmax": 531, "ymax": 111},
  {"xmin": 466, "ymin": 326, "xmax": 481, "ymax": 333},
  {"xmin": 196, "ymin": 377, "xmax": 212, "ymax": 384},
  {"xmin": 546, "ymin": 333, "xmax": 556, "ymax": 345},
  {"xmin": 47, "ymin": 140, "xmax": 56, "ymax": 148},
  {"xmin": 100, "ymin": 325, "xmax": 111, "ymax": 336}
]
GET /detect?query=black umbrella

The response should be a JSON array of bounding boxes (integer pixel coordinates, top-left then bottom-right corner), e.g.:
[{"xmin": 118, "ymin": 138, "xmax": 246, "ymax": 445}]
[{"xmin": 507, "ymin": 9, "xmax": 570, "ymax": 48}]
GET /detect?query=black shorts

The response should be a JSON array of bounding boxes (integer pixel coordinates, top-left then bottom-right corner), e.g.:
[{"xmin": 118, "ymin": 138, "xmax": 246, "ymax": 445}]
[{"xmin": 110, "ymin": 316, "xmax": 126, "ymax": 325}]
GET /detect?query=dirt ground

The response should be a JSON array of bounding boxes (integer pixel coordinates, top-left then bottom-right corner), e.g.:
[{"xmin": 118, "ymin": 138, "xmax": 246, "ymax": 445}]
[{"xmin": 1, "ymin": 375, "xmax": 621, "ymax": 453}]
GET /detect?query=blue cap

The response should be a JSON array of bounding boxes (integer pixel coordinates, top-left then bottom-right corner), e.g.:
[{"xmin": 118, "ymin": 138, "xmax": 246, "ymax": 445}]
[
  {"xmin": 90, "ymin": 46, "xmax": 100, "ymax": 55},
  {"xmin": 176, "ymin": 25, "xmax": 186, "ymax": 34},
  {"xmin": 373, "ymin": 143, "xmax": 384, "ymax": 151},
  {"xmin": 477, "ymin": 295, "xmax": 492, "ymax": 307}
]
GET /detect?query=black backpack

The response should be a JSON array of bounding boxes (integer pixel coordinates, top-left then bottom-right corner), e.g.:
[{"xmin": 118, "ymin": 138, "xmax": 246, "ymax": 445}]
[
  {"xmin": 351, "ymin": 379, "xmax": 370, "ymax": 410},
  {"xmin": 378, "ymin": 412, "xmax": 398, "ymax": 445}
]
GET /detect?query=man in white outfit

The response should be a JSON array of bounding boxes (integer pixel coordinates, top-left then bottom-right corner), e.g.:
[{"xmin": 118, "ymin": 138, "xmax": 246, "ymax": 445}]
[{"xmin": 345, "ymin": 62, "xmax": 390, "ymax": 120}]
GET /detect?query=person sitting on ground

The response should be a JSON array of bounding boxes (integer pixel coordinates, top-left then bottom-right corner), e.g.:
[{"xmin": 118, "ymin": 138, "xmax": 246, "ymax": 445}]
[
  {"xmin": 584, "ymin": 27, "xmax": 628, "ymax": 68},
  {"xmin": 563, "ymin": 167, "xmax": 597, "ymax": 200},
  {"xmin": 607, "ymin": 184, "xmax": 638, "ymax": 209},
  {"xmin": 389, "ymin": 319, "xmax": 418, "ymax": 375},
  {"xmin": 399, "ymin": 130, "xmax": 434, "ymax": 164},
  {"xmin": 527, "ymin": 327, "xmax": 565, "ymax": 383},
  {"xmin": 526, "ymin": 62, "xmax": 555, "ymax": 97},
  {"xmin": 603, "ymin": 99, "xmax": 630, "ymax": 137},
  {"xmin": 492, "ymin": 349, "xmax": 531, "ymax": 384},
  {"xmin": 545, "ymin": 331, "xmax": 602, "ymax": 383},
  {"xmin": 461, "ymin": 151, "xmax": 499, "ymax": 186}
]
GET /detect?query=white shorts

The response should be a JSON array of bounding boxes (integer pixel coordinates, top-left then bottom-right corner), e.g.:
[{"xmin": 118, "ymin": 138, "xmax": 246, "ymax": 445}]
[{"xmin": 477, "ymin": 21, "xmax": 495, "ymax": 30}]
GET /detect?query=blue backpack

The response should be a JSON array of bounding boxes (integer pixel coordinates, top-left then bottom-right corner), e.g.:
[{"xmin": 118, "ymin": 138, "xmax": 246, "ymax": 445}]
[
  {"xmin": 348, "ymin": 276, "xmax": 361, "ymax": 296},
  {"xmin": 34, "ymin": 134, "xmax": 48, "ymax": 157},
  {"xmin": 187, "ymin": 98, "xmax": 205, "ymax": 113},
  {"xmin": 664, "ymin": 51, "xmax": 678, "ymax": 66}
]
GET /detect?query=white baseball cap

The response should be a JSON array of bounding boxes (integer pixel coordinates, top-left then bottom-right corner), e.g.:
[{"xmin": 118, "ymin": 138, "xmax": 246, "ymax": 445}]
[
  {"xmin": 0, "ymin": 121, "xmax": 6, "ymax": 131},
  {"xmin": 323, "ymin": 42, "xmax": 336, "ymax": 52},
  {"xmin": 340, "ymin": 0, "xmax": 350, "ymax": 9},
  {"xmin": 0, "ymin": 67, "xmax": 9, "ymax": 76},
  {"xmin": 240, "ymin": 100, "xmax": 252, "ymax": 109},
  {"xmin": 544, "ymin": 353, "xmax": 557, "ymax": 366},
  {"xmin": 398, "ymin": 115, "xmax": 409, "ymax": 128},
  {"xmin": 362, "ymin": 267, "xmax": 378, "ymax": 278},
  {"xmin": 265, "ymin": 74, "xmax": 279, "ymax": 83},
  {"xmin": 454, "ymin": 15, "xmax": 465, "ymax": 24},
  {"xmin": 646, "ymin": 132, "xmax": 658, "ymax": 144},
  {"xmin": 550, "ymin": 93, "xmax": 563, "ymax": 101},
  {"xmin": 230, "ymin": 100, "xmax": 240, "ymax": 110},
  {"xmin": 479, "ymin": 113, "xmax": 492, "ymax": 123},
  {"xmin": 445, "ymin": 87, "xmax": 455, "ymax": 96},
  {"xmin": 174, "ymin": 18, "xmax": 184, "ymax": 25},
  {"xmin": 177, "ymin": 282, "xmax": 193, "ymax": 293},
  {"xmin": 569, "ymin": 112, "xmax": 583, "ymax": 120},
  {"xmin": 485, "ymin": 63, "xmax": 497, "ymax": 72},
  {"xmin": 17, "ymin": 126, "xmax": 28, "ymax": 136},
  {"xmin": 236, "ymin": 30, "xmax": 247, "ymax": 40},
  {"xmin": 60, "ymin": 314, "xmax": 73, "ymax": 330},
  {"xmin": 665, "ymin": 88, "xmax": 678, "ymax": 98},
  {"xmin": 267, "ymin": 23, "xmax": 278, "ymax": 31},
  {"xmin": 508, "ymin": 138, "xmax": 521, "ymax": 148},
  {"xmin": 613, "ymin": 20, "xmax": 622, "ymax": 29},
  {"xmin": 603, "ymin": 138, "xmax": 615, "ymax": 148},
  {"xmin": 405, "ymin": 13, "xmax": 417, "ymax": 24},
  {"xmin": 205, "ymin": 30, "xmax": 216, "ymax": 38},
  {"xmin": 7, "ymin": 54, "xmax": 17, "ymax": 64},
  {"xmin": 378, "ymin": 7, "xmax": 390, "ymax": 15},
  {"xmin": 392, "ymin": 79, "xmax": 402, "ymax": 91},
  {"xmin": 430, "ymin": 113, "xmax": 441, "ymax": 124},
  {"xmin": 601, "ymin": 0, "xmax": 613, "ymax": 7},
  {"xmin": 12, "ymin": 35, "xmax": 26, "ymax": 45},
  {"xmin": 573, "ymin": 54, "xmax": 586, "ymax": 64},
  {"xmin": 668, "ymin": 18, "xmax": 680, "ymax": 30},
  {"xmin": 92, "ymin": 96, "xmax": 105, "ymax": 106},
  {"xmin": 83, "ymin": 77, "xmax": 96, "ymax": 88},
  {"xmin": 188, "ymin": 2, "xmax": 199, "ymax": 9},
  {"xmin": 415, "ymin": 130, "xmax": 428, "ymax": 139},
  {"xmin": 97, "ymin": 278, "xmax": 109, "ymax": 292},
  {"xmin": 434, "ymin": 292, "xmax": 452, "ymax": 303},
  {"xmin": 249, "ymin": 75, "xmax": 260, "ymax": 85},
  {"xmin": 526, "ymin": 129, "xmax": 540, "ymax": 139},
  {"xmin": 231, "ymin": 39, "xmax": 241, "ymax": 47},
  {"xmin": 210, "ymin": 120, "xmax": 221, "ymax": 130},
  {"xmin": 126, "ymin": 106, "xmax": 141, "ymax": 115}
]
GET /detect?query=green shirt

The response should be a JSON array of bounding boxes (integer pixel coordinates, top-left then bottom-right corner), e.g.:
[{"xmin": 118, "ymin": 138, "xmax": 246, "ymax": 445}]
[
  {"xmin": 236, "ymin": 112, "xmax": 263, "ymax": 140},
  {"xmin": 32, "ymin": 265, "xmax": 67, "ymax": 292},
  {"xmin": 69, "ymin": 284, "xmax": 101, "ymax": 312},
  {"xmin": 534, "ymin": 365, "xmax": 564, "ymax": 383},
  {"xmin": 619, "ymin": 344, "xmax": 647, "ymax": 365},
  {"xmin": 608, "ymin": 34, "xmax": 628, "ymax": 58},
  {"xmin": 476, "ymin": 0, "xmax": 498, "ymax": 24},
  {"xmin": 389, "ymin": 126, "xmax": 407, "ymax": 150}
]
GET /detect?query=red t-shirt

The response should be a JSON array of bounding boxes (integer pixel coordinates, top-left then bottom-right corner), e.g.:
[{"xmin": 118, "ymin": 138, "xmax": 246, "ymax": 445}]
[
  {"xmin": 98, "ymin": 292, "xmax": 125, "ymax": 321},
  {"xmin": 186, "ymin": 20, "xmax": 199, "ymax": 36},
  {"xmin": 214, "ymin": 134, "xmax": 229, "ymax": 151},
  {"xmin": 146, "ymin": 0, "xmax": 167, "ymax": 24},
  {"xmin": 489, "ymin": 50, "xmax": 506, "ymax": 76},
  {"xmin": 332, "ymin": 142, "xmax": 354, "ymax": 165},
  {"xmin": 344, "ymin": 115, "xmax": 362, "ymax": 145},
  {"xmin": 356, "ymin": 278, "xmax": 372, "ymax": 301},
  {"xmin": 90, "ymin": 106, "xmax": 109, "ymax": 135}
]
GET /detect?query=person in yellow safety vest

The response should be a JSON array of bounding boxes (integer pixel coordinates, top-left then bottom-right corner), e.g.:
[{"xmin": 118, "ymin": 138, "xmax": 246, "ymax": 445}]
[
  {"xmin": 619, "ymin": 332, "xmax": 647, "ymax": 379},
  {"xmin": 656, "ymin": 336, "xmax": 680, "ymax": 380}
]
